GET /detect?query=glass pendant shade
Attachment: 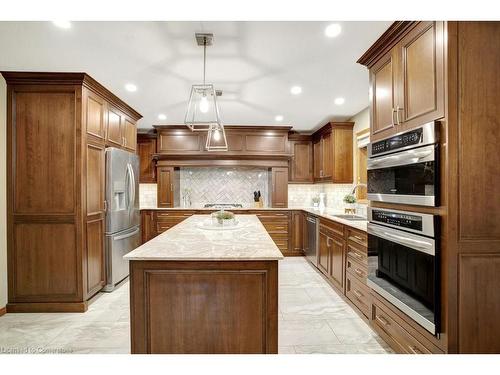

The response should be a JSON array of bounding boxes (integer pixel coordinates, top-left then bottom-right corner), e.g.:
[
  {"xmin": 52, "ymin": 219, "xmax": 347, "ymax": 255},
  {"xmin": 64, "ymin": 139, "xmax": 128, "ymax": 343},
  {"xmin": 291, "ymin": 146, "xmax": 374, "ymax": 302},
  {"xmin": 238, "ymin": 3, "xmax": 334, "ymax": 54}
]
[
  {"xmin": 184, "ymin": 84, "xmax": 222, "ymax": 131},
  {"xmin": 205, "ymin": 123, "xmax": 228, "ymax": 151}
]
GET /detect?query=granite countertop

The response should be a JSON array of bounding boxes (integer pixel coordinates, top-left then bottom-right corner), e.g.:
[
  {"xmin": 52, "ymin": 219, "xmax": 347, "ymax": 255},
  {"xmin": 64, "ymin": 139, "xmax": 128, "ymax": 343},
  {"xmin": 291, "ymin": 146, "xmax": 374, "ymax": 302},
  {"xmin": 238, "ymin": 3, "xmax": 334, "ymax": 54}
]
[
  {"xmin": 139, "ymin": 206, "xmax": 368, "ymax": 232},
  {"xmin": 124, "ymin": 214, "xmax": 284, "ymax": 261}
]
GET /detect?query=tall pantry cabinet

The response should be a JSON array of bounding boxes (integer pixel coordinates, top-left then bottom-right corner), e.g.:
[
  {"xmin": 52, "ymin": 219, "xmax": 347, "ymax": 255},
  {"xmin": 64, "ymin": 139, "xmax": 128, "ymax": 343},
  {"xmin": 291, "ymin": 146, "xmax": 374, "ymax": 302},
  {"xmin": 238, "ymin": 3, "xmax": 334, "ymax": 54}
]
[{"xmin": 3, "ymin": 72, "xmax": 142, "ymax": 312}]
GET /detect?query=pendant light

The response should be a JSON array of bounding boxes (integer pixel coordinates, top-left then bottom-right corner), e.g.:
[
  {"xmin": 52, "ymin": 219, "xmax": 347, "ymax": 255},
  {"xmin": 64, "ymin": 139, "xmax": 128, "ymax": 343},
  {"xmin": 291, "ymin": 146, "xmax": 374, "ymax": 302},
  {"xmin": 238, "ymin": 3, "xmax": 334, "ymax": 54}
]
[
  {"xmin": 184, "ymin": 33, "xmax": 223, "ymax": 132},
  {"xmin": 206, "ymin": 122, "xmax": 228, "ymax": 151}
]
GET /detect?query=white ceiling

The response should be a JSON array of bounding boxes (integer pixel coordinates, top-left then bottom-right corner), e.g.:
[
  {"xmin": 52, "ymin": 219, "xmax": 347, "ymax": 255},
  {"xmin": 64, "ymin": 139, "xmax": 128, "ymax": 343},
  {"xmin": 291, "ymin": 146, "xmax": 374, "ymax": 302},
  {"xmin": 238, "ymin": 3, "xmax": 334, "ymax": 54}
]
[{"xmin": 0, "ymin": 21, "xmax": 391, "ymax": 131}]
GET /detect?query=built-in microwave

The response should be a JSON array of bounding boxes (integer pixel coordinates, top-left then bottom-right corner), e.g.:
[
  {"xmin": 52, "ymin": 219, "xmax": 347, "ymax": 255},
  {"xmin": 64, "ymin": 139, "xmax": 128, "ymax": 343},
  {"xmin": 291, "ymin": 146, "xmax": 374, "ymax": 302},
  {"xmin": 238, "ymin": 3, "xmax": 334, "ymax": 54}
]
[
  {"xmin": 367, "ymin": 122, "xmax": 439, "ymax": 206},
  {"xmin": 367, "ymin": 207, "xmax": 440, "ymax": 335}
]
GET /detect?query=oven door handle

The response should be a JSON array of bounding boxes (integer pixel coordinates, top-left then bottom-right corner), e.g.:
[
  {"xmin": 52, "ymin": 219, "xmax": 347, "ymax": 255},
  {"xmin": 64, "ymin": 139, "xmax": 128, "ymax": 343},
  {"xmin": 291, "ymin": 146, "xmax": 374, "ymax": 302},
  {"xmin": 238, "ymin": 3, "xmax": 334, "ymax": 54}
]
[
  {"xmin": 367, "ymin": 144, "xmax": 436, "ymax": 170},
  {"xmin": 368, "ymin": 224, "xmax": 435, "ymax": 256}
]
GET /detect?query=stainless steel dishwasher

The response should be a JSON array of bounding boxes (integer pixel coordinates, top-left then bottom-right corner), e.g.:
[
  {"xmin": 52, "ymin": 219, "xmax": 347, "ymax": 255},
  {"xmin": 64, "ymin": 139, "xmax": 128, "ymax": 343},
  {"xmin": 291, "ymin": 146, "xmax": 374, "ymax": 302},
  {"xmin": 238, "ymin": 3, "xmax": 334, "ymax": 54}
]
[{"xmin": 305, "ymin": 215, "xmax": 319, "ymax": 266}]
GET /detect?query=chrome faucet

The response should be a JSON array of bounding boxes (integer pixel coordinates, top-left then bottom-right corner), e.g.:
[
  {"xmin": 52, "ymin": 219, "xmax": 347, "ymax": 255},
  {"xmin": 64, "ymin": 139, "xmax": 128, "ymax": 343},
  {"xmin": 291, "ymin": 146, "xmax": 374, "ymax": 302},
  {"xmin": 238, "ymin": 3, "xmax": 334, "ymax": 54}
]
[{"xmin": 350, "ymin": 183, "xmax": 367, "ymax": 195}]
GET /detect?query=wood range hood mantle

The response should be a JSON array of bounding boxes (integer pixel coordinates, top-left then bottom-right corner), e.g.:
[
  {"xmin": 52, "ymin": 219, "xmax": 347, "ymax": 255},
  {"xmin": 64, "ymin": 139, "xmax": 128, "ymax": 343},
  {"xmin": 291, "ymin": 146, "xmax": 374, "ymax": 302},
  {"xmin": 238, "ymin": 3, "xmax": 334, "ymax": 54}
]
[{"xmin": 152, "ymin": 125, "xmax": 292, "ymax": 167}]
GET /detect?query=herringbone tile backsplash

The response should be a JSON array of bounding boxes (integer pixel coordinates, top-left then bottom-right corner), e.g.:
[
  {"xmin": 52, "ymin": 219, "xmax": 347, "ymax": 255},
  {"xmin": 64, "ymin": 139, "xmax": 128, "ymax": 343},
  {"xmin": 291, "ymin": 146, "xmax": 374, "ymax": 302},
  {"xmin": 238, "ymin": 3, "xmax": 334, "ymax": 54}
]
[{"xmin": 179, "ymin": 167, "xmax": 269, "ymax": 207}]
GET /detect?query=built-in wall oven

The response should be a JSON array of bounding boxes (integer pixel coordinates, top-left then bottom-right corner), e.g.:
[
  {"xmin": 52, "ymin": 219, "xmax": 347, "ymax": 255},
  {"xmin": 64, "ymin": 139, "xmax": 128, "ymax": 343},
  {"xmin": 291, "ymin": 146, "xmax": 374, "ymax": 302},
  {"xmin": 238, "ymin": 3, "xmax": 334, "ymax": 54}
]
[
  {"xmin": 367, "ymin": 122, "xmax": 439, "ymax": 206},
  {"xmin": 367, "ymin": 207, "xmax": 439, "ymax": 335}
]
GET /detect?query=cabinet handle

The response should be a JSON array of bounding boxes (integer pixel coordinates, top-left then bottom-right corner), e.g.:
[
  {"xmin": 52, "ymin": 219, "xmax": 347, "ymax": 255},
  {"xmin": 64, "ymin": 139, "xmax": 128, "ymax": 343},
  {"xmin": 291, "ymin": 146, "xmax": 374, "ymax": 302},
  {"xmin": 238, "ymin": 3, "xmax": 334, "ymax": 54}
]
[
  {"xmin": 355, "ymin": 268, "xmax": 364, "ymax": 277},
  {"xmin": 396, "ymin": 106, "xmax": 404, "ymax": 125},
  {"xmin": 103, "ymin": 200, "xmax": 107, "ymax": 212},
  {"xmin": 353, "ymin": 290, "xmax": 363, "ymax": 299},
  {"xmin": 123, "ymin": 137, "xmax": 126, "ymax": 146},
  {"xmin": 391, "ymin": 108, "xmax": 397, "ymax": 126},
  {"xmin": 351, "ymin": 234, "xmax": 364, "ymax": 241},
  {"xmin": 170, "ymin": 183, "xmax": 173, "ymax": 191},
  {"xmin": 350, "ymin": 251, "xmax": 362, "ymax": 259},
  {"xmin": 408, "ymin": 345, "xmax": 422, "ymax": 354},
  {"xmin": 375, "ymin": 315, "xmax": 390, "ymax": 327},
  {"xmin": 326, "ymin": 237, "xmax": 332, "ymax": 247}
]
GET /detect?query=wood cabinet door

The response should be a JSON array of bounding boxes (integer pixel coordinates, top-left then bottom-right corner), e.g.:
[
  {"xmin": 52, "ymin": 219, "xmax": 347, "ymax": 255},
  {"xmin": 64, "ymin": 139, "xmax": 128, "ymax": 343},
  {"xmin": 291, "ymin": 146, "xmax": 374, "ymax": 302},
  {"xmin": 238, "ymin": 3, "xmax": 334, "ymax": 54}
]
[
  {"xmin": 318, "ymin": 230, "xmax": 330, "ymax": 275},
  {"xmin": 329, "ymin": 235, "xmax": 345, "ymax": 292},
  {"xmin": 397, "ymin": 21, "xmax": 445, "ymax": 130},
  {"xmin": 271, "ymin": 167, "xmax": 288, "ymax": 208},
  {"xmin": 86, "ymin": 93, "xmax": 105, "ymax": 140},
  {"xmin": 291, "ymin": 211, "xmax": 303, "ymax": 253},
  {"xmin": 137, "ymin": 138, "xmax": 157, "ymax": 183},
  {"xmin": 141, "ymin": 211, "xmax": 156, "ymax": 243},
  {"xmin": 313, "ymin": 139, "xmax": 322, "ymax": 180},
  {"xmin": 321, "ymin": 132, "xmax": 332, "ymax": 179},
  {"xmin": 86, "ymin": 218, "xmax": 105, "ymax": 296},
  {"xmin": 157, "ymin": 167, "xmax": 174, "ymax": 208},
  {"xmin": 370, "ymin": 49, "xmax": 399, "ymax": 141},
  {"xmin": 124, "ymin": 119, "xmax": 137, "ymax": 151},
  {"xmin": 106, "ymin": 107, "xmax": 123, "ymax": 147},
  {"xmin": 289, "ymin": 141, "xmax": 313, "ymax": 183}
]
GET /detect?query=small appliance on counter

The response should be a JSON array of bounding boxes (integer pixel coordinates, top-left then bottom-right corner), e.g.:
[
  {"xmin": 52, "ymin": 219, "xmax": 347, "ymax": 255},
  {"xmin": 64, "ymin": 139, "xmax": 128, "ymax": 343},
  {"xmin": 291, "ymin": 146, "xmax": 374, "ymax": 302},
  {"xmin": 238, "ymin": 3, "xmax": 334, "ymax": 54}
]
[
  {"xmin": 367, "ymin": 122, "xmax": 439, "ymax": 207},
  {"xmin": 103, "ymin": 147, "xmax": 140, "ymax": 292},
  {"xmin": 367, "ymin": 206, "xmax": 440, "ymax": 335}
]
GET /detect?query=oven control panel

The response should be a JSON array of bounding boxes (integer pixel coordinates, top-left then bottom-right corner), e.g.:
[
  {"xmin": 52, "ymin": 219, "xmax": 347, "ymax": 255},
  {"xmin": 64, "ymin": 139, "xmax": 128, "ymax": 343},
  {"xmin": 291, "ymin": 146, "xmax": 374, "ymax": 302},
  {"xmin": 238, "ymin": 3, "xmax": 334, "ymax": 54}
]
[
  {"xmin": 371, "ymin": 209, "xmax": 423, "ymax": 231},
  {"xmin": 368, "ymin": 207, "xmax": 437, "ymax": 238},
  {"xmin": 371, "ymin": 128, "xmax": 423, "ymax": 156}
]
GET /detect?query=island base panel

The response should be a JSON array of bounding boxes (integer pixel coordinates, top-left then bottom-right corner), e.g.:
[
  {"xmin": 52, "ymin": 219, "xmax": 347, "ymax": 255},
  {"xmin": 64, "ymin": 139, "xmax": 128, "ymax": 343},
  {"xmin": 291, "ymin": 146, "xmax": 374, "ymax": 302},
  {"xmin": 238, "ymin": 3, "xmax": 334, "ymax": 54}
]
[{"xmin": 129, "ymin": 260, "xmax": 278, "ymax": 354}]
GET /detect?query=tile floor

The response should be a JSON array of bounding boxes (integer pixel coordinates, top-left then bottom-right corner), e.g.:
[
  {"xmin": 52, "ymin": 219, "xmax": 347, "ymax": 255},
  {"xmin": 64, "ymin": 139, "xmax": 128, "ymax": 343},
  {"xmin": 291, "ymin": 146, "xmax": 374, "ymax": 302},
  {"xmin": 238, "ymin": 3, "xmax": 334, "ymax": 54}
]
[{"xmin": 0, "ymin": 257, "xmax": 392, "ymax": 354}]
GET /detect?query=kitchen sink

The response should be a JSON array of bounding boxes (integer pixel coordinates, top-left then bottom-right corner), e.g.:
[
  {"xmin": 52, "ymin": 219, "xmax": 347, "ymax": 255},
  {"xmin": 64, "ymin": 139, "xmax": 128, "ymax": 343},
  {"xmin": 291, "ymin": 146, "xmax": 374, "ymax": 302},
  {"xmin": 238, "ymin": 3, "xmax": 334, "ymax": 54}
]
[{"xmin": 332, "ymin": 214, "xmax": 367, "ymax": 221}]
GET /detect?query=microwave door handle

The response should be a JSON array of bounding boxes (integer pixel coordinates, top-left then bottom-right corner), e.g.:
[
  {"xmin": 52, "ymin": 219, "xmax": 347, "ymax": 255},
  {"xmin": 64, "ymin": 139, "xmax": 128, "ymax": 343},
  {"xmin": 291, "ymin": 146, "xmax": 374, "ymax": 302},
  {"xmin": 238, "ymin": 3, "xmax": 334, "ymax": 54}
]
[
  {"xmin": 367, "ymin": 145, "xmax": 435, "ymax": 170},
  {"xmin": 369, "ymin": 226, "xmax": 434, "ymax": 255}
]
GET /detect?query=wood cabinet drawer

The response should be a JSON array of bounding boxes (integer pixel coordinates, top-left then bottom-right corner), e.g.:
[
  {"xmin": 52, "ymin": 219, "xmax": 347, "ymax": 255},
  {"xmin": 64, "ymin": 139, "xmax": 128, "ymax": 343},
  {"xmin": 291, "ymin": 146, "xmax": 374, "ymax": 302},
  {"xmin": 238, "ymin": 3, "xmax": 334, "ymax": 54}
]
[
  {"xmin": 346, "ymin": 257, "xmax": 368, "ymax": 282},
  {"xmin": 156, "ymin": 222, "xmax": 174, "ymax": 233},
  {"xmin": 371, "ymin": 302, "xmax": 432, "ymax": 354},
  {"xmin": 346, "ymin": 243, "xmax": 367, "ymax": 265},
  {"xmin": 346, "ymin": 227, "xmax": 367, "ymax": 248},
  {"xmin": 319, "ymin": 219, "xmax": 344, "ymax": 237},
  {"xmin": 263, "ymin": 222, "xmax": 288, "ymax": 233},
  {"xmin": 272, "ymin": 239, "xmax": 288, "ymax": 251},
  {"xmin": 255, "ymin": 211, "xmax": 290, "ymax": 221},
  {"xmin": 155, "ymin": 211, "xmax": 195, "ymax": 222},
  {"xmin": 345, "ymin": 274, "xmax": 371, "ymax": 318}
]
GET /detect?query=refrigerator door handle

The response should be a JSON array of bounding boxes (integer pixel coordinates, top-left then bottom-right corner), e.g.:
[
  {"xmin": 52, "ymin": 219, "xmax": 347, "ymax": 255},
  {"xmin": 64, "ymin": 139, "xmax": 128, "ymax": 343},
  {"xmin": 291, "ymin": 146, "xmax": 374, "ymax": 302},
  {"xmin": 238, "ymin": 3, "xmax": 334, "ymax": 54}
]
[
  {"xmin": 127, "ymin": 163, "xmax": 134, "ymax": 211},
  {"xmin": 130, "ymin": 163, "xmax": 136, "ymax": 209},
  {"xmin": 113, "ymin": 227, "xmax": 140, "ymax": 241}
]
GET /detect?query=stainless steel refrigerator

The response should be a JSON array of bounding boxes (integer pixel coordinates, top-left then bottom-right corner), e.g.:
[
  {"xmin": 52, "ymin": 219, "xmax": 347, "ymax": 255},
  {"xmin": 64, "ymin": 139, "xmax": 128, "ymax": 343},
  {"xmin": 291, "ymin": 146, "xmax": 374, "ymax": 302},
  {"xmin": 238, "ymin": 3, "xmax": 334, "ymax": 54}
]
[{"xmin": 103, "ymin": 147, "xmax": 140, "ymax": 292}]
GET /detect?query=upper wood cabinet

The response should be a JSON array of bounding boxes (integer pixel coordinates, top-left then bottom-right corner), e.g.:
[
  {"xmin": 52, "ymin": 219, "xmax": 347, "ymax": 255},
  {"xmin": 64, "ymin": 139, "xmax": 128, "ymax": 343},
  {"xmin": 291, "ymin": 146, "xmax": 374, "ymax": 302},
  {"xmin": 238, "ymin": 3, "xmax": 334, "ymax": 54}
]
[
  {"xmin": 313, "ymin": 122, "xmax": 354, "ymax": 183},
  {"xmin": 86, "ymin": 92, "xmax": 106, "ymax": 140},
  {"xmin": 105, "ymin": 107, "xmax": 138, "ymax": 152},
  {"xmin": 137, "ymin": 133, "xmax": 157, "ymax": 183},
  {"xmin": 123, "ymin": 119, "xmax": 137, "ymax": 151},
  {"xmin": 155, "ymin": 126, "xmax": 291, "ymax": 157},
  {"xmin": 270, "ymin": 167, "xmax": 288, "ymax": 208},
  {"xmin": 397, "ymin": 21, "xmax": 444, "ymax": 131},
  {"xmin": 106, "ymin": 107, "xmax": 123, "ymax": 147},
  {"xmin": 157, "ymin": 166, "xmax": 174, "ymax": 208},
  {"xmin": 364, "ymin": 21, "xmax": 445, "ymax": 141},
  {"xmin": 288, "ymin": 135, "xmax": 313, "ymax": 183},
  {"xmin": 370, "ymin": 49, "xmax": 399, "ymax": 141}
]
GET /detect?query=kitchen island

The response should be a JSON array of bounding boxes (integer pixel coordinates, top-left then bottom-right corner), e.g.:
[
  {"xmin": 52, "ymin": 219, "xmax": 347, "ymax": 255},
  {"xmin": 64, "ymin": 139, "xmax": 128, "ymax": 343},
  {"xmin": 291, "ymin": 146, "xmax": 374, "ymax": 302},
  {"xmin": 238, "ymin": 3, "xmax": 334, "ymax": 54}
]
[{"xmin": 124, "ymin": 214, "xmax": 283, "ymax": 354}]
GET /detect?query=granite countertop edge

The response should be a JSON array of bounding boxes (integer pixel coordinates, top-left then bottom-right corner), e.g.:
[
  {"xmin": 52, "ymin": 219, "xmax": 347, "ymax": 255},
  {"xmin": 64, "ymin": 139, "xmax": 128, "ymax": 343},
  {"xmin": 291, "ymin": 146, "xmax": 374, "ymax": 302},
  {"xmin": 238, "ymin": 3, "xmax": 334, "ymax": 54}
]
[{"xmin": 139, "ymin": 206, "xmax": 368, "ymax": 232}]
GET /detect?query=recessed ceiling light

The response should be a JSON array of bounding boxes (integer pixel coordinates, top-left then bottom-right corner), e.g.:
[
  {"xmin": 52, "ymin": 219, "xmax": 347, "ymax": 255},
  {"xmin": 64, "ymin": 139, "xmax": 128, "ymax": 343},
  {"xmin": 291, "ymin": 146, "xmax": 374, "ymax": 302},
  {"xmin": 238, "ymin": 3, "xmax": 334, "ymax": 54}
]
[
  {"xmin": 334, "ymin": 97, "xmax": 345, "ymax": 105},
  {"xmin": 158, "ymin": 114, "xmax": 167, "ymax": 121},
  {"xmin": 290, "ymin": 86, "xmax": 302, "ymax": 95},
  {"xmin": 125, "ymin": 83, "xmax": 137, "ymax": 92},
  {"xmin": 325, "ymin": 23, "xmax": 342, "ymax": 38},
  {"xmin": 52, "ymin": 21, "xmax": 71, "ymax": 29},
  {"xmin": 275, "ymin": 115, "xmax": 284, "ymax": 122}
]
